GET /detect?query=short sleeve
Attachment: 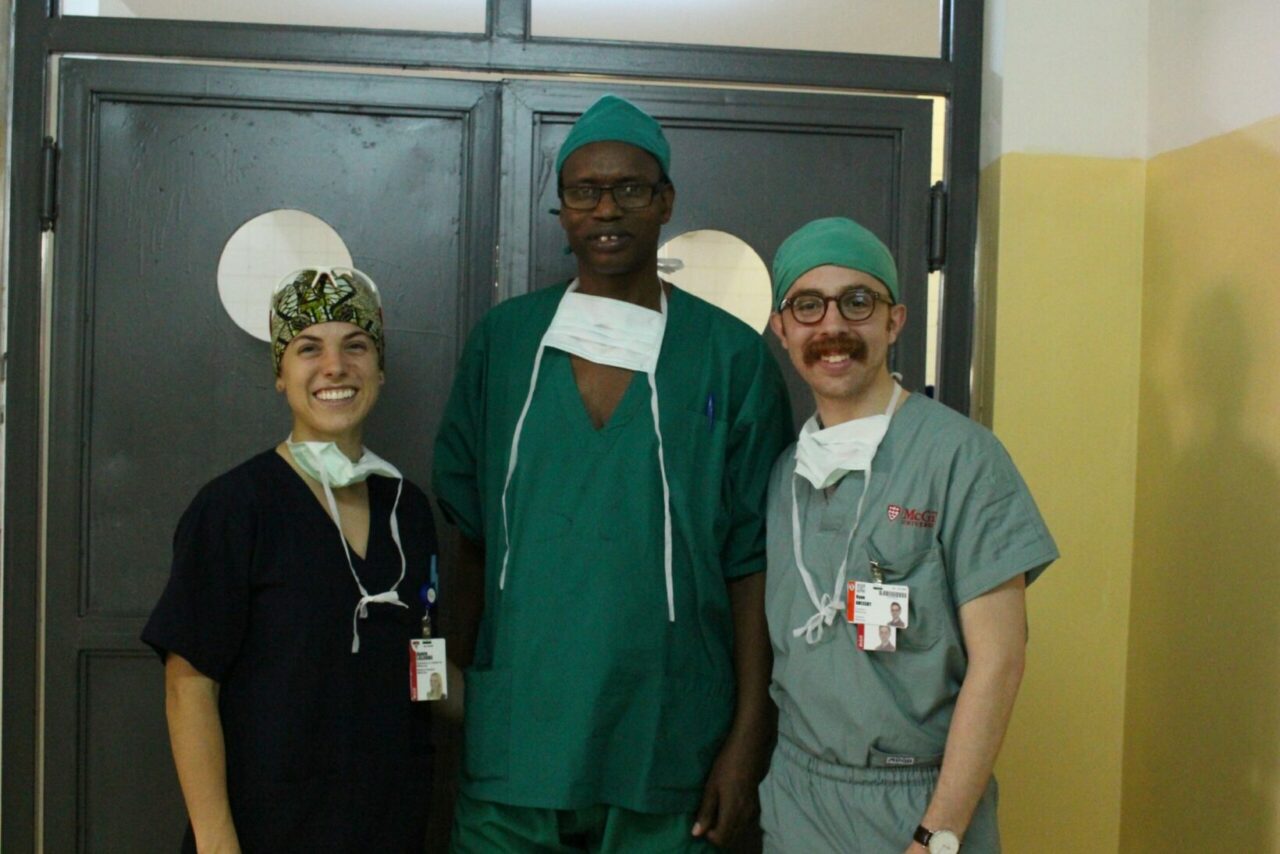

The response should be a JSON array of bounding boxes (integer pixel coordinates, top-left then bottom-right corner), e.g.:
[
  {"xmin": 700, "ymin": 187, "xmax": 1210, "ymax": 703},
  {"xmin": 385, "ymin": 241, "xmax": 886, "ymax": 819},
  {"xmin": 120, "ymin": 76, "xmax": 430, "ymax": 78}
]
[
  {"xmin": 432, "ymin": 321, "xmax": 488, "ymax": 542},
  {"xmin": 940, "ymin": 438, "xmax": 1058, "ymax": 606},
  {"xmin": 719, "ymin": 340, "xmax": 795, "ymax": 579},
  {"xmin": 141, "ymin": 479, "xmax": 256, "ymax": 682}
]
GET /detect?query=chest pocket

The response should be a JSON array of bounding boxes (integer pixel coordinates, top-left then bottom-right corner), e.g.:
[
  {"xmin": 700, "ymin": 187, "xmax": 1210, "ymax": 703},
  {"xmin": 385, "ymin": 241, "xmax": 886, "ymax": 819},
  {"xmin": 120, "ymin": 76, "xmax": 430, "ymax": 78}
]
[
  {"xmin": 861, "ymin": 536, "xmax": 956, "ymax": 651},
  {"xmin": 663, "ymin": 400, "xmax": 731, "ymax": 520}
]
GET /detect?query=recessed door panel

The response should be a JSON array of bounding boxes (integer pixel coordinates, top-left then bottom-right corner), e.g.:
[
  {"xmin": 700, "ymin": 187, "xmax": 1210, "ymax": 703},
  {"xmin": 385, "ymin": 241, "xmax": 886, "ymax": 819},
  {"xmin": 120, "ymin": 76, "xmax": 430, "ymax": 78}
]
[{"xmin": 46, "ymin": 58, "xmax": 497, "ymax": 851}]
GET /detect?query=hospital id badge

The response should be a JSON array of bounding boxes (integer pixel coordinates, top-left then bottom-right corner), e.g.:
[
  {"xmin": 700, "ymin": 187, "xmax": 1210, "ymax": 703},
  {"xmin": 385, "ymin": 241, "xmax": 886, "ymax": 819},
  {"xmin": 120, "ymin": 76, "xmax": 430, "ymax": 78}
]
[
  {"xmin": 855, "ymin": 623, "xmax": 898, "ymax": 653},
  {"xmin": 846, "ymin": 580, "xmax": 910, "ymax": 628},
  {"xmin": 409, "ymin": 638, "xmax": 448, "ymax": 702}
]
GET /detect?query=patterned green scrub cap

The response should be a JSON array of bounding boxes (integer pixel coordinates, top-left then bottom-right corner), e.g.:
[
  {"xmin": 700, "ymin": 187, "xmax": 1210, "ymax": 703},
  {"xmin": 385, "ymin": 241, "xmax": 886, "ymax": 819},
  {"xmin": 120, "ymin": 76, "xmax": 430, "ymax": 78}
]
[
  {"xmin": 771, "ymin": 217, "xmax": 900, "ymax": 307},
  {"xmin": 269, "ymin": 267, "xmax": 384, "ymax": 374},
  {"xmin": 555, "ymin": 94, "xmax": 672, "ymax": 178}
]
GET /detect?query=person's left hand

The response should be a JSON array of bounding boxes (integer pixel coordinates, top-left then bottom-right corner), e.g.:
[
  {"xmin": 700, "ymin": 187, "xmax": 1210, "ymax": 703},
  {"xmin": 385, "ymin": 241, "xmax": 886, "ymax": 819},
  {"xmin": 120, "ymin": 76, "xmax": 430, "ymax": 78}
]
[
  {"xmin": 903, "ymin": 842, "xmax": 929, "ymax": 854},
  {"xmin": 691, "ymin": 734, "xmax": 761, "ymax": 847}
]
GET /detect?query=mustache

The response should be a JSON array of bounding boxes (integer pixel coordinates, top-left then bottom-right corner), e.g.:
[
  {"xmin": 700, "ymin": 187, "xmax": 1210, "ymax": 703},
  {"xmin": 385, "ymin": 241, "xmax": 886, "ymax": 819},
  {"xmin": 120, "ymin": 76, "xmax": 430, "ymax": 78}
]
[{"xmin": 802, "ymin": 333, "xmax": 867, "ymax": 365}]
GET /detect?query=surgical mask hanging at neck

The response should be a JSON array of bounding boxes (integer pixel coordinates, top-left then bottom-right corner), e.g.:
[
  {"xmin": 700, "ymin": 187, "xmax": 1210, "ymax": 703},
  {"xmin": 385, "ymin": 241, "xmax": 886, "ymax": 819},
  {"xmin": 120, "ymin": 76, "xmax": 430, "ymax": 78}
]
[
  {"xmin": 540, "ymin": 286, "xmax": 666, "ymax": 373},
  {"xmin": 794, "ymin": 384, "xmax": 901, "ymax": 490},
  {"xmin": 498, "ymin": 280, "xmax": 677, "ymax": 621},
  {"xmin": 789, "ymin": 382, "xmax": 902, "ymax": 644},
  {"xmin": 286, "ymin": 437, "xmax": 409, "ymax": 652},
  {"xmin": 288, "ymin": 439, "xmax": 402, "ymax": 487}
]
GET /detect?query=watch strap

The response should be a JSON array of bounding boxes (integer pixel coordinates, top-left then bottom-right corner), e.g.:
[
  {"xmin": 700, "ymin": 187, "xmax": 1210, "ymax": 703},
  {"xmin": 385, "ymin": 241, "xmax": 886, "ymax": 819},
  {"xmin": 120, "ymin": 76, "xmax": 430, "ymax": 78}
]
[{"xmin": 914, "ymin": 825, "xmax": 961, "ymax": 851}]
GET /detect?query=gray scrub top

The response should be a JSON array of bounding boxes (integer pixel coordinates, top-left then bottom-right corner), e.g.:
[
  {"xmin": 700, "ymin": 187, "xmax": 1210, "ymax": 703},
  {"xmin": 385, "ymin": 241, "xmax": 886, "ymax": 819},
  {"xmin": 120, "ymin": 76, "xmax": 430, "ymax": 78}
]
[{"xmin": 765, "ymin": 393, "xmax": 1058, "ymax": 768}]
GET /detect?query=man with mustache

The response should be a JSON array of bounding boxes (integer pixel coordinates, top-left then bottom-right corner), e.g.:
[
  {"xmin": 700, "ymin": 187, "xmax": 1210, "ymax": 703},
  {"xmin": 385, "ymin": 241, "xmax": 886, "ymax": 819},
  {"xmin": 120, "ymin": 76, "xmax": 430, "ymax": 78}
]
[
  {"xmin": 759, "ymin": 218, "xmax": 1057, "ymax": 854},
  {"xmin": 434, "ymin": 95, "xmax": 792, "ymax": 851}
]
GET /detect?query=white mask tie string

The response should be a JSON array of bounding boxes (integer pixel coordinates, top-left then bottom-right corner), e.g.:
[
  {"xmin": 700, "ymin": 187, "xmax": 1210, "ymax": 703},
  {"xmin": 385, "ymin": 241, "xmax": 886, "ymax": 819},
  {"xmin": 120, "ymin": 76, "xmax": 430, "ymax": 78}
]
[
  {"xmin": 288, "ymin": 439, "xmax": 409, "ymax": 653},
  {"xmin": 499, "ymin": 281, "xmax": 675, "ymax": 620},
  {"xmin": 789, "ymin": 382, "xmax": 902, "ymax": 644}
]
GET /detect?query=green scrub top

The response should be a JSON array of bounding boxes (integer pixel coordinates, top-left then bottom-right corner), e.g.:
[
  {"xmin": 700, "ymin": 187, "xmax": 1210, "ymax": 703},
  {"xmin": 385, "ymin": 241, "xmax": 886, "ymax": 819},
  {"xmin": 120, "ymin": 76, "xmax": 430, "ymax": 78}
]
[
  {"xmin": 765, "ymin": 393, "xmax": 1058, "ymax": 768},
  {"xmin": 433, "ymin": 284, "xmax": 793, "ymax": 814}
]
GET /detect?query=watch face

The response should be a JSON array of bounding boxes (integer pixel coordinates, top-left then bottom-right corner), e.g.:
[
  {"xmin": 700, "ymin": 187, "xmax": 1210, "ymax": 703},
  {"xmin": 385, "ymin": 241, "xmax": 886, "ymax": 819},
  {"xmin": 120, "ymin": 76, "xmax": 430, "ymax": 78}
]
[{"xmin": 928, "ymin": 830, "xmax": 961, "ymax": 854}]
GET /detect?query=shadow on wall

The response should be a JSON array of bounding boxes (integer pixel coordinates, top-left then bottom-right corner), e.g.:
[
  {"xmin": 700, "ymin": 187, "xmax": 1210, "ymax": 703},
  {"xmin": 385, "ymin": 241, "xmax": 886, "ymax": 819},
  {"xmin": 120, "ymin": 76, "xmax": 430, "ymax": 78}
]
[{"xmin": 1123, "ymin": 284, "xmax": 1280, "ymax": 850}]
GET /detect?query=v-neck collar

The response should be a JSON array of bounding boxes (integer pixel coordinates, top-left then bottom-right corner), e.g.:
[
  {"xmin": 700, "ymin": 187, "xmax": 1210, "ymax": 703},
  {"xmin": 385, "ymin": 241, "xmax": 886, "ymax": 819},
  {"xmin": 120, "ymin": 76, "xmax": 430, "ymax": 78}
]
[
  {"xmin": 271, "ymin": 449, "xmax": 377, "ymax": 563},
  {"xmin": 548, "ymin": 350, "xmax": 647, "ymax": 435}
]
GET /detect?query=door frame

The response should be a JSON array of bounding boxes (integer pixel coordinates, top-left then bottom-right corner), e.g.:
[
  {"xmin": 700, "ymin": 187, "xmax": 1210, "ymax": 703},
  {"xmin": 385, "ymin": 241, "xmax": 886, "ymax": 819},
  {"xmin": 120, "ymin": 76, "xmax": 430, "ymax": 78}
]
[{"xmin": 5, "ymin": 1, "xmax": 983, "ymax": 848}]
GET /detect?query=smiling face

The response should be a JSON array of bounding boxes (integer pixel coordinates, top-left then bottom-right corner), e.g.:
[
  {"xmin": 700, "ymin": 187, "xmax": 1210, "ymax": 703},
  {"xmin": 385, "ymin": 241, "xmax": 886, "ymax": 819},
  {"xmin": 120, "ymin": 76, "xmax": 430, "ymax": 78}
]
[
  {"xmin": 769, "ymin": 264, "xmax": 906, "ymax": 425},
  {"xmin": 558, "ymin": 140, "xmax": 674, "ymax": 290},
  {"xmin": 275, "ymin": 321, "xmax": 383, "ymax": 453}
]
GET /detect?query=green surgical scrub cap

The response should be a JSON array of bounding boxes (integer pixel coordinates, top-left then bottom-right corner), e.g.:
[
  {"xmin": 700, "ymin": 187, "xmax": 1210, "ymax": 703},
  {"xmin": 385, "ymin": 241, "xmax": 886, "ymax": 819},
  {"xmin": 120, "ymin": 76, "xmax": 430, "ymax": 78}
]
[
  {"xmin": 270, "ymin": 266, "xmax": 385, "ymax": 374},
  {"xmin": 771, "ymin": 217, "xmax": 899, "ymax": 307},
  {"xmin": 555, "ymin": 95, "xmax": 671, "ymax": 178}
]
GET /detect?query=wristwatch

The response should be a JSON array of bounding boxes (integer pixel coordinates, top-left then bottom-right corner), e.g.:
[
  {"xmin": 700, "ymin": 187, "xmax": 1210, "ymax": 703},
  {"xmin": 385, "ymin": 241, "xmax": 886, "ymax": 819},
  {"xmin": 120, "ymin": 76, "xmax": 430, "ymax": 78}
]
[{"xmin": 914, "ymin": 825, "xmax": 961, "ymax": 854}]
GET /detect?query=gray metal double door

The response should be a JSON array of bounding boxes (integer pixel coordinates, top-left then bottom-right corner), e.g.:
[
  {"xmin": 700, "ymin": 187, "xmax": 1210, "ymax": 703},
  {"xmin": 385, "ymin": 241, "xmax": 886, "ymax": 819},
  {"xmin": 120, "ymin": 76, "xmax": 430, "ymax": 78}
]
[{"xmin": 41, "ymin": 59, "xmax": 931, "ymax": 851}]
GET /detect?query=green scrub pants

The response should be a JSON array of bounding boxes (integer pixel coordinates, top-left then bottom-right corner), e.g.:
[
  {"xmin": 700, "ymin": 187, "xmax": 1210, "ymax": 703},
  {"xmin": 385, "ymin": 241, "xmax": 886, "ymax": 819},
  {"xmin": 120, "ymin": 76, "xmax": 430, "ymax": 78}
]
[
  {"xmin": 450, "ymin": 791, "xmax": 715, "ymax": 853},
  {"xmin": 759, "ymin": 736, "xmax": 1001, "ymax": 854}
]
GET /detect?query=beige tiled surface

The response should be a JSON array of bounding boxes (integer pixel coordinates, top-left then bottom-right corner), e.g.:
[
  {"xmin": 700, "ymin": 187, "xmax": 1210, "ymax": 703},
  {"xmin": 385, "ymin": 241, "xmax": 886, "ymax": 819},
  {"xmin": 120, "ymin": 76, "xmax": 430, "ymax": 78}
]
[
  {"xmin": 217, "ymin": 209, "xmax": 353, "ymax": 341},
  {"xmin": 659, "ymin": 229, "xmax": 771, "ymax": 333}
]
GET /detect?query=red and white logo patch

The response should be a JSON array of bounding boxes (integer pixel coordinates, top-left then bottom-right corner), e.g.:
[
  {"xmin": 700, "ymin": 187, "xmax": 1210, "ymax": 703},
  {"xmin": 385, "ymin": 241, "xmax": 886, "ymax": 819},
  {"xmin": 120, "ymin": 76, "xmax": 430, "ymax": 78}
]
[{"xmin": 887, "ymin": 504, "xmax": 939, "ymax": 528}]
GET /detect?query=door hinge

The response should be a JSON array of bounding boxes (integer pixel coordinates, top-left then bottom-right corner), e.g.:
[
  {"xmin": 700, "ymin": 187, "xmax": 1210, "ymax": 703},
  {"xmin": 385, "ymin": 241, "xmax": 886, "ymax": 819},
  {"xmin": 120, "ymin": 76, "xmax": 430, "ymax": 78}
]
[
  {"xmin": 40, "ymin": 136, "xmax": 60, "ymax": 233},
  {"xmin": 928, "ymin": 181, "xmax": 947, "ymax": 272}
]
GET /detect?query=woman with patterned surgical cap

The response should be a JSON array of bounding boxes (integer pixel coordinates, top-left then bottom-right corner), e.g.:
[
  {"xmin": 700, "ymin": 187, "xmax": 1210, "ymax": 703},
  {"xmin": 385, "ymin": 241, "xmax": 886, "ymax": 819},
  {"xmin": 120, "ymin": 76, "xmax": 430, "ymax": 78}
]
[{"xmin": 144, "ymin": 268, "xmax": 439, "ymax": 852}]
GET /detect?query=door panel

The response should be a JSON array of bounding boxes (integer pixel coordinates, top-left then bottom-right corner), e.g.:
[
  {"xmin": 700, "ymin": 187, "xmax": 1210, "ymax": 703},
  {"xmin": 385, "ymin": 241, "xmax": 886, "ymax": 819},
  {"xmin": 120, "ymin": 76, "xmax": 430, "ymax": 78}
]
[
  {"xmin": 82, "ymin": 651, "xmax": 183, "ymax": 852},
  {"xmin": 500, "ymin": 82, "xmax": 933, "ymax": 426},
  {"xmin": 47, "ymin": 58, "xmax": 497, "ymax": 852}
]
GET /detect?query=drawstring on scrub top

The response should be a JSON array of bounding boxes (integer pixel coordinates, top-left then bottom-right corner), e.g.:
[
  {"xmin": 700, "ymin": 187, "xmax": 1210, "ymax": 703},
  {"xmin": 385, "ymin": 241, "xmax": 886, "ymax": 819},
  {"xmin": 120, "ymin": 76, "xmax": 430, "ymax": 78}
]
[
  {"xmin": 791, "ymin": 382, "xmax": 902, "ymax": 644},
  {"xmin": 498, "ymin": 280, "xmax": 676, "ymax": 621}
]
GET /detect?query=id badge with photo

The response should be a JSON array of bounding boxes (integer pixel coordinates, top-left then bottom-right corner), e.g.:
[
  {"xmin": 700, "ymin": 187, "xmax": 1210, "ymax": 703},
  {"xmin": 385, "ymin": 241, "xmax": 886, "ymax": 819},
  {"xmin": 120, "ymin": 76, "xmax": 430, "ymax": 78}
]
[
  {"xmin": 846, "ymin": 580, "xmax": 910, "ymax": 627},
  {"xmin": 409, "ymin": 638, "xmax": 448, "ymax": 702},
  {"xmin": 855, "ymin": 623, "xmax": 899, "ymax": 653}
]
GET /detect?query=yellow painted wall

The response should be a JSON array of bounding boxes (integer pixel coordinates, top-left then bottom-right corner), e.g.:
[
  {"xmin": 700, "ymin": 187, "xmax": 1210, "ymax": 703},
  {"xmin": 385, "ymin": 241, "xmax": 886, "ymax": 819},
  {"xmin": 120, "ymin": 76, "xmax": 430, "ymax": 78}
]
[
  {"xmin": 1120, "ymin": 114, "xmax": 1280, "ymax": 852},
  {"xmin": 980, "ymin": 153, "xmax": 1146, "ymax": 852}
]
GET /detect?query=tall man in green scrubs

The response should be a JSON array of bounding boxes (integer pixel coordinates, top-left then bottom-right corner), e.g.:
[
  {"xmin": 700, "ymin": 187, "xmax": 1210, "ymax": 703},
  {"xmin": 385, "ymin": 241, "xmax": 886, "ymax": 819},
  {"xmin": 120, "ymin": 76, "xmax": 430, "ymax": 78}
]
[
  {"xmin": 433, "ymin": 95, "xmax": 793, "ymax": 851},
  {"xmin": 760, "ymin": 217, "xmax": 1057, "ymax": 854}
]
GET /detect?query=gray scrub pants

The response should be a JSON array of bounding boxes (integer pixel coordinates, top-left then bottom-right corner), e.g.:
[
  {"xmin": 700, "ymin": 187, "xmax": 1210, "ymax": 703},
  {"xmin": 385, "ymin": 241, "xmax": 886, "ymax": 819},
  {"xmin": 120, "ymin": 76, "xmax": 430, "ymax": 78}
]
[{"xmin": 759, "ymin": 736, "xmax": 1001, "ymax": 854}]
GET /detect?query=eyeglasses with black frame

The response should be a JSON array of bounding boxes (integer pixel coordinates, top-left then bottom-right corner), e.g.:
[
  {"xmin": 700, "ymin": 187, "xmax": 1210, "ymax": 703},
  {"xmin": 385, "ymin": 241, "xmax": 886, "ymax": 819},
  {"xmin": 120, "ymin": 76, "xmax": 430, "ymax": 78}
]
[
  {"xmin": 558, "ymin": 181, "xmax": 669, "ymax": 211},
  {"xmin": 778, "ymin": 287, "xmax": 895, "ymax": 324}
]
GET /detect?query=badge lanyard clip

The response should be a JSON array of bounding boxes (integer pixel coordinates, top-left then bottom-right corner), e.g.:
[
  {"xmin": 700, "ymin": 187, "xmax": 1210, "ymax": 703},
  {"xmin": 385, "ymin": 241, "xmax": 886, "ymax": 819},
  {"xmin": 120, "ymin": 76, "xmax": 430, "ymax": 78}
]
[
  {"xmin": 410, "ymin": 555, "xmax": 448, "ymax": 701},
  {"xmin": 420, "ymin": 554, "xmax": 439, "ymax": 639}
]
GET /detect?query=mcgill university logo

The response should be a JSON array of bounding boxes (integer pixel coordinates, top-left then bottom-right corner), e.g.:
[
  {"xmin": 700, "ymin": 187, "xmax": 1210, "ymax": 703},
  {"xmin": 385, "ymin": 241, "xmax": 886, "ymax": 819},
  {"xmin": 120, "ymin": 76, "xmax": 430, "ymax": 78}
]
[{"xmin": 887, "ymin": 504, "xmax": 938, "ymax": 528}]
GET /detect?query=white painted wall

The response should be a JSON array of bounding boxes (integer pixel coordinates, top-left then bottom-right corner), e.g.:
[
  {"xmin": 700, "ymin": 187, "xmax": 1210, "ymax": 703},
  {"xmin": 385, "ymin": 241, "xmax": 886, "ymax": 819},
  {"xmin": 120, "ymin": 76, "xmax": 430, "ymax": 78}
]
[
  {"xmin": 62, "ymin": 0, "xmax": 487, "ymax": 33},
  {"xmin": 1147, "ymin": 0, "xmax": 1280, "ymax": 156},
  {"xmin": 983, "ymin": 0, "xmax": 1280, "ymax": 164},
  {"xmin": 981, "ymin": 0, "xmax": 1148, "ymax": 166},
  {"xmin": 534, "ymin": 0, "xmax": 939, "ymax": 58},
  {"xmin": 62, "ymin": 0, "xmax": 945, "ymax": 57}
]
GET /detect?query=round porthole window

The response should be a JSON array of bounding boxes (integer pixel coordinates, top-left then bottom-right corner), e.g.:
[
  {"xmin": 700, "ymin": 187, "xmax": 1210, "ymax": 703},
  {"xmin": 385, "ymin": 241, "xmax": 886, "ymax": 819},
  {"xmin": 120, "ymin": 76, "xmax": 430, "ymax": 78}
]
[
  {"xmin": 216, "ymin": 209, "xmax": 353, "ymax": 341},
  {"xmin": 658, "ymin": 230, "xmax": 772, "ymax": 332}
]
